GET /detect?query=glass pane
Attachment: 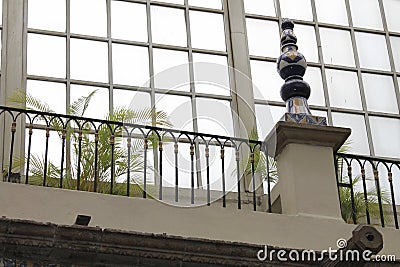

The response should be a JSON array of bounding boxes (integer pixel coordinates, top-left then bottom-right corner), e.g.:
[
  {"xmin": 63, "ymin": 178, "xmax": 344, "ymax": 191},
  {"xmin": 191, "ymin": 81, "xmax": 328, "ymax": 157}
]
[
  {"xmin": 27, "ymin": 33, "xmax": 66, "ymax": 78},
  {"xmin": 326, "ymin": 69, "xmax": 362, "ymax": 110},
  {"xmin": 0, "ymin": 0, "xmax": 2, "ymax": 26},
  {"xmin": 280, "ymin": 0, "xmax": 313, "ymax": 21},
  {"xmin": 363, "ymin": 74, "xmax": 398, "ymax": 113},
  {"xmin": 155, "ymin": 94, "xmax": 192, "ymax": 131},
  {"xmin": 28, "ymin": 0, "xmax": 65, "ymax": 32},
  {"xmin": 70, "ymin": 0, "xmax": 107, "ymax": 37},
  {"xmin": 113, "ymin": 44, "xmax": 149, "ymax": 87},
  {"xmin": 315, "ymin": 0, "xmax": 348, "ymax": 26},
  {"xmin": 113, "ymin": 90, "xmax": 152, "ymax": 124},
  {"xmin": 383, "ymin": 0, "xmax": 400, "ymax": 32},
  {"xmin": 26, "ymin": 80, "xmax": 66, "ymax": 114},
  {"xmin": 391, "ymin": 36, "xmax": 400, "ymax": 71},
  {"xmin": 70, "ymin": 39, "xmax": 108, "ymax": 83},
  {"xmin": 295, "ymin": 24, "xmax": 318, "ymax": 63},
  {"xmin": 111, "ymin": 1, "xmax": 147, "ymax": 42},
  {"xmin": 332, "ymin": 112, "xmax": 370, "ymax": 155},
  {"xmin": 153, "ymin": 49, "xmax": 190, "ymax": 91},
  {"xmin": 246, "ymin": 19, "xmax": 280, "ymax": 57},
  {"xmin": 255, "ymin": 105, "xmax": 285, "ymax": 139},
  {"xmin": 304, "ymin": 67, "xmax": 325, "ymax": 106},
  {"xmin": 250, "ymin": 60, "xmax": 281, "ymax": 102},
  {"xmin": 369, "ymin": 116, "xmax": 400, "ymax": 158},
  {"xmin": 190, "ymin": 11, "xmax": 226, "ymax": 51},
  {"xmin": 189, "ymin": 0, "xmax": 222, "ymax": 9},
  {"xmin": 113, "ymin": 89, "xmax": 150, "ymax": 109},
  {"xmin": 310, "ymin": 109, "xmax": 328, "ymax": 121},
  {"xmin": 196, "ymin": 98, "xmax": 233, "ymax": 136},
  {"xmin": 153, "ymin": 0, "xmax": 184, "ymax": 4},
  {"xmin": 355, "ymin": 32, "xmax": 390, "ymax": 71},
  {"xmin": 192, "ymin": 53, "xmax": 230, "ymax": 96},
  {"xmin": 70, "ymin": 85, "xmax": 109, "ymax": 119},
  {"xmin": 151, "ymin": 6, "xmax": 186, "ymax": 46},
  {"xmin": 243, "ymin": 0, "xmax": 275, "ymax": 16},
  {"xmin": 320, "ymin": 28, "xmax": 355, "ymax": 66},
  {"xmin": 350, "ymin": 0, "xmax": 383, "ymax": 30}
]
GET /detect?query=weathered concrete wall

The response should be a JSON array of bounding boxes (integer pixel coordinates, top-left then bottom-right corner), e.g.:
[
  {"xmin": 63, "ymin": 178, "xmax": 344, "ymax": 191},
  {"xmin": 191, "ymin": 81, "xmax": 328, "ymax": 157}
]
[{"xmin": 0, "ymin": 182, "xmax": 399, "ymax": 259}]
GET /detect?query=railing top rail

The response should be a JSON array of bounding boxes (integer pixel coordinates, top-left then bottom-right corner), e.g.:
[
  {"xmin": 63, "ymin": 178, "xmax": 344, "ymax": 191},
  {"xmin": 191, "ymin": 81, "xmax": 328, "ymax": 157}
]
[
  {"xmin": 336, "ymin": 152, "xmax": 400, "ymax": 165},
  {"xmin": 0, "ymin": 105, "xmax": 262, "ymax": 146}
]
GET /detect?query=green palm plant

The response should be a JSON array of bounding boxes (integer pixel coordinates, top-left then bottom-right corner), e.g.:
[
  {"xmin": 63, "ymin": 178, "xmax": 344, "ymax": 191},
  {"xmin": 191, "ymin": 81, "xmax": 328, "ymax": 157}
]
[
  {"xmin": 232, "ymin": 129, "xmax": 277, "ymax": 194},
  {"xmin": 338, "ymin": 174, "xmax": 391, "ymax": 224},
  {"xmin": 332, "ymin": 141, "xmax": 392, "ymax": 224},
  {"xmin": 246, "ymin": 129, "xmax": 277, "ymax": 185},
  {"xmin": 8, "ymin": 89, "xmax": 171, "ymax": 196},
  {"xmin": 335, "ymin": 142, "xmax": 391, "ymax": 224}
]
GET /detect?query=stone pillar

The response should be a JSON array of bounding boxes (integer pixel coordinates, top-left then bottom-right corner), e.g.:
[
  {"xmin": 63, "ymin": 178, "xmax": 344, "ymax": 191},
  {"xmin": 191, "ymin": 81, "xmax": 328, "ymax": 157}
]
[
  {"xmin": 0, "ymin": 0, "xmax": 26, "ymax": 181},
  {"xmin": 263, "ymin": 19, "xmax": 351, "ymax": 219},
  {"xmin": 265, "ymin": 122, "xmax": 350, "ymax": 219},
  {"xmin": 225, "ymin": 1, "xmax": 262, "ymax": 194}
]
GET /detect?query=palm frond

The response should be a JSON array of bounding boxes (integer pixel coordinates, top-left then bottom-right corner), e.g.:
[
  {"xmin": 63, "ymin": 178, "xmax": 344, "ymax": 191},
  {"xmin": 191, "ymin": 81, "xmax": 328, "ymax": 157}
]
[
  {"xmin": 7, "ymin": 89, "xmax": 54, "ymax": 113},
  {"xmin": 68, "ymin": 90, "xmax": 98, "ymax": 116},
  {"xmin": 339, "ymin": 175, "xmax": 392, "ymax": 224}
]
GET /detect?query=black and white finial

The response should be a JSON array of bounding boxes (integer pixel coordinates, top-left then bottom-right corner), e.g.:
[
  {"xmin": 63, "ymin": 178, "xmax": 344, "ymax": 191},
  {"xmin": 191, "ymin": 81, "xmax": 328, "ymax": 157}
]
[{"xmin": 277, "ymin": 18, "xmax": 311, "ymax": 114}]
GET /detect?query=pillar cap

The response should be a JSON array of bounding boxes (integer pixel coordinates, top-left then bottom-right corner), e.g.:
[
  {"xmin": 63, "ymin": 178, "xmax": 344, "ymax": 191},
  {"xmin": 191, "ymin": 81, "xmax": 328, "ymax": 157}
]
[{"xmin": 264, "ymin": 121, "xmax": 351, "ymax": 158}]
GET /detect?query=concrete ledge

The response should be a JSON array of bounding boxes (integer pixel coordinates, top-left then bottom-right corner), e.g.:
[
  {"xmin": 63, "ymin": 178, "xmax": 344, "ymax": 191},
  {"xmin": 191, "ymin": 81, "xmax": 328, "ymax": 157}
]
[{"xmin": 0, "ymin": 182, "xmax": 399, "ymax": 259}]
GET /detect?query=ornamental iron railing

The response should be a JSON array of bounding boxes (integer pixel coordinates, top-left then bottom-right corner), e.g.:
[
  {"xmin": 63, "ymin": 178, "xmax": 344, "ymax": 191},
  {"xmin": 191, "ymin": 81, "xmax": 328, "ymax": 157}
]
[
  {"xmin": 336, "ymin": 153, "xmax": 399, "ymax": 229},
  {"xmin": 0, "ymin": 105, "xmax": 275, "ymax": 211}
]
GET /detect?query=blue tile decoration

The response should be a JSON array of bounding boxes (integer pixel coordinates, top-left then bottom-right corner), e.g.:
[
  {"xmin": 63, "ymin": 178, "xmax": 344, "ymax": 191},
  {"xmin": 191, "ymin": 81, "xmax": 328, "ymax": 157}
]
[{"xmin": 281, "ymin": 113, "xmax": 327, "ymax": 126}]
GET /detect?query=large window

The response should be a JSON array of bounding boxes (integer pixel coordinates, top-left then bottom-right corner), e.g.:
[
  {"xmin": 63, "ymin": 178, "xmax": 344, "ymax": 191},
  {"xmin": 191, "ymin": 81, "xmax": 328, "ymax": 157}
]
[
  {"xmin": 26, "ymin": 0, "xmax": 232, "ymax": 135},
  {"xmin": 25, "ymin": 0, "xmax": 233, "ymax": 192},
  {"xmin": 1, "ymin": 0, "xmax": 400, "ymax": 170}
]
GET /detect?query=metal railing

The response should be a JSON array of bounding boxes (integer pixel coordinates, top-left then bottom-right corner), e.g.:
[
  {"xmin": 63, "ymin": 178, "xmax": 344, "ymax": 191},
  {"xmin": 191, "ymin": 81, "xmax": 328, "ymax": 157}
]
[
  {"xmin": 0, "ymin": 105, "xmax": 275, "ymax": 212},
  {"xmin": 3, "ymin": 105, "xmax": 398, "ymax": 227},
  {"xmin": 336, "ymin": 153, "xmax": 400, "ymax": 229}
]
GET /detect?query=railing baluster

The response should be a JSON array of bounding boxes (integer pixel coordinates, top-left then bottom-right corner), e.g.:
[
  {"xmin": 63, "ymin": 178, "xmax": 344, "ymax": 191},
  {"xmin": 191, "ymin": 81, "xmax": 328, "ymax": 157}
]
[
  {"xmin": 174, "ymin": 142, "xmax": 179, "ymax": 203},
  {"xmin": 43, "ymin": 127, "xmax": 50, "ymax": 186},
  {"xmin": 59, "ymin": 129, "xmax": 66, "ymax": 188},
  {"xmin": 348, "ymin": 166, "xmax": 357, "ymax": 224},
  {"xmin": 388, "ymin": 171, "xmax": 399, "ymax": 229},
  {"xmin": 361, "ymin": 168, "xmax": 370, "ymax": 224},
  {"xmin": 25, "ymin": 125, "xmax": 33, "ymax": 184},
  {"xmin": 236, "ymin": 149, "xmax": 241, "ymax": 210},
  {"xmin": 221, "ymin": 148, "xmax": 226, "ymax": 208},
  {"xmin": 77, "ymin": 130, "xmax": 82, "ymax": 190},
  {"xmin": 334, "ymin": 156, "xmax": 343, "ymax": 213},
  {"xmin": 143, "ymin": 138, "xmax": 148, "ymax": 199},
  {"xmin": 7, "ymin": 122, "xmax": 17, "ymax": 183},
  {"xmin": 190, "ymin": 144, "xmax": 195, "ymax": 205},
  {"xmin": 127, "ymin": 137, "xmax": 131, "ymax": 197},
  {"xmin": 93, "ymin": 132, "xmax": 99, "ymax": 192},
  {"xmin": 159, "ymin": 141, "xmax": 163, "ymax": 200},
  {"xmin": 205, "ymin": 146, "xmax": 210, "ymax": 206},
  {"xmin": 110, "ymin": 134, "xmax": 115, "ymax": 194},
  {"xmin": 374, "ymin": 169, "xmax": 385, "ymax": 227},
  {"xmin": 251, "ymin": 152, "xmax": 256, "ymax": 212}
]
